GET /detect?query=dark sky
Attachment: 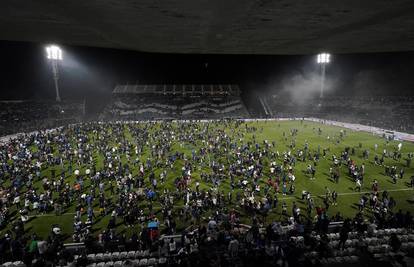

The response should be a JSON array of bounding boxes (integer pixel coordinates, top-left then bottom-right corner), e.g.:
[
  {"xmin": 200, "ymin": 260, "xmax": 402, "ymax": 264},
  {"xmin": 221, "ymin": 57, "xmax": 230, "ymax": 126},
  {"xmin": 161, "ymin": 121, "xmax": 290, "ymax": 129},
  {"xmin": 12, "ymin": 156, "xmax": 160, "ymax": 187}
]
[{"xmin": 0, "ymin": 40, "xmax": 413, "ymax": 101}]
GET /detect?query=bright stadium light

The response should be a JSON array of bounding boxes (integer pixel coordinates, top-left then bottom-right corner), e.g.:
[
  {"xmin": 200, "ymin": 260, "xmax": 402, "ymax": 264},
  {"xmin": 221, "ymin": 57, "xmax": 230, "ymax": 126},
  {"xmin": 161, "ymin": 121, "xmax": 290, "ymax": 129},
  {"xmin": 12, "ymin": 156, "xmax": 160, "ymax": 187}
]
[
  {"xmin": 317, "ymin": 52, "xmax": 330, "ymax": 64},
  {"xmin": 46, "ymin": 45, "xmax": 63, "ymax": 60},
  {"xmin": 46, "ymin": 45, "xmax": 63, "ymax": 102},
  {"xmin": 316, "ymin": 52, "xmax": 331, "ymax": 98}
]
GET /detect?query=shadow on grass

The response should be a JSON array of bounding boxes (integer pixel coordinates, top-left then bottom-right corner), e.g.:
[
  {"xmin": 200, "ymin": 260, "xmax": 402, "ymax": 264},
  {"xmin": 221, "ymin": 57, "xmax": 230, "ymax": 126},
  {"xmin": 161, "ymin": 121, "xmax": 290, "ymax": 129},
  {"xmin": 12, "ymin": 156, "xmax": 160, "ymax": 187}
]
[
  {"xmin": 26, "ymin": 216, "xmax": 37, "ymax": 223},
  {"xmin": 24, "ymin": 226, "xmax": 33, "ymax": 234},
  {"xmin": 91, "ymin": 227, "xmax": 103, "ymax": 234},
  {"xmin": 9, "ymin": 210, "xmax": 18, "ymax": 219},
  {"xmin": 322, "ymin": 172, "xmax": 329, "ymax": 176},
  {"xmin": 350, "ymin": 203, "xmax": 360, "ymax": 210},
  {"xmin": 93, "ymin": 216, "xmax": 104, "ymax": 224},
  {"xmin": 316, "ymin": 195, "xmax": 325, "ymax": 201},
  {"xmin": 344, "ymin": 176, "xmax": 355, "ymax": 183},
  {"xmin": 327, "ymin": 178, "xmax": 337, "ymax": 184}
]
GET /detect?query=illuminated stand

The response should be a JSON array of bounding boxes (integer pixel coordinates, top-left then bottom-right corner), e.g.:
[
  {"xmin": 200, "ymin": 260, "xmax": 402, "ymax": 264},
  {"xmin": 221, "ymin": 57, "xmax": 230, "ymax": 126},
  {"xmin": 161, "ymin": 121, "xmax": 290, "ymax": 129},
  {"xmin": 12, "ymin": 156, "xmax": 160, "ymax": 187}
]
[
  {"xmin": 317, "ymin": 53, "xmax": 330, "ymax": 99},
  {"xmin": 46, "ymin": 45, "xmax": 63, "ymax": 102}
]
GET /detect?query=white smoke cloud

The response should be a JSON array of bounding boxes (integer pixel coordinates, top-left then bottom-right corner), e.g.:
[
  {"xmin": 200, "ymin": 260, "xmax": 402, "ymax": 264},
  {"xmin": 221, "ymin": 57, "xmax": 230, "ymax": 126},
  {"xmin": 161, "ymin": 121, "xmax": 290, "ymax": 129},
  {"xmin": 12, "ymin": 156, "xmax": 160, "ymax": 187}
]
[{"xmin": 274, "ymin": 70, "xmax": 336, "ymax": 104}]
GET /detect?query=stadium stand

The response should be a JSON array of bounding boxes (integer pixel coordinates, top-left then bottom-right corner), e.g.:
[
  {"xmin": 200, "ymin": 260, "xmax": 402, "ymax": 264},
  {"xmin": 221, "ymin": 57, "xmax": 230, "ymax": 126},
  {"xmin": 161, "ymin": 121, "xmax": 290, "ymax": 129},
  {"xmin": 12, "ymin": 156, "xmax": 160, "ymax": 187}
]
[
  {"xmin": 100, "ymin": 84, "xmax": 250, "ymax": 120},
  {"xmin": 72, "ymin": 224, "xmax": 414, "ymax": 266},
  {"xmin": 1, "ymin": 89, "xmax": 414, "ymax": 267},
  {"xmin": 265, "ymin": 95, "xmax": 414, "ymax": 133},
  {"xmin": 0, "ymin": 100, "xmax": 85, "ymax": 136}
]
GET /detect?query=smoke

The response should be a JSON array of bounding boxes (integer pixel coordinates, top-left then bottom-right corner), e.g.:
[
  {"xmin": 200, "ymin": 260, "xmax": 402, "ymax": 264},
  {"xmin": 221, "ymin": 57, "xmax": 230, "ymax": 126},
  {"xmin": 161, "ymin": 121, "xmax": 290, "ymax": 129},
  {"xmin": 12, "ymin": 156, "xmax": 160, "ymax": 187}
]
[{"xmin": 272, "ymin": 69, "xmax": 336, "ymax": 104}]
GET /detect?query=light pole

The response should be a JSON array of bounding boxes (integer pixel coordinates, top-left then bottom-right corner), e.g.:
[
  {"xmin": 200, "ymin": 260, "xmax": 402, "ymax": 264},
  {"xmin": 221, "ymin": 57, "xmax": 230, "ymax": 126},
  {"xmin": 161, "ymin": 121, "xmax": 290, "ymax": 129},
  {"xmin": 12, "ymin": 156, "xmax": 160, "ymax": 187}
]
[
  {"xmin": 46, "ymin": 45, "xmax": 63, "ymax": 102},
  {"xmin": 316, "ymin": 52, "xmax": 330, "ymax": 99}
]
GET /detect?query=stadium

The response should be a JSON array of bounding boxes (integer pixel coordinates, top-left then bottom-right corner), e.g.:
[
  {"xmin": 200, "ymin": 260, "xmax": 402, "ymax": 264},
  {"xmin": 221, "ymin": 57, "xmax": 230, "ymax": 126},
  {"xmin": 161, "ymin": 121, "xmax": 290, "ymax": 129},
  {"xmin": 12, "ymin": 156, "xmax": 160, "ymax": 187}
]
[{"xmin": 0, "ymin": 1, "xmax": 414, "ymax": 267}]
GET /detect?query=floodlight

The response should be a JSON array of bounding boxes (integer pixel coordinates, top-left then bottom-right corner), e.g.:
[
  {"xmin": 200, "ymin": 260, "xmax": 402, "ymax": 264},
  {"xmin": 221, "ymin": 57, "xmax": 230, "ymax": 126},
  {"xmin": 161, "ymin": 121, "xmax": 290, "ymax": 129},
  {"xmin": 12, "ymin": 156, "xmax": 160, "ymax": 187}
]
[
  {"xmin": 317, "ymin": 53, "xmax": 330, "ymax": 64},
  {"xmin": 316, "ymin": 52, "xmax": 331, "ymax": 99},
  {"xmin": 45, "ymin": 45, "xmax": 63, "ymax": 101},
  {"xmin": 46, "ymin": 45, "xmax": 62, "ymax": 60}
]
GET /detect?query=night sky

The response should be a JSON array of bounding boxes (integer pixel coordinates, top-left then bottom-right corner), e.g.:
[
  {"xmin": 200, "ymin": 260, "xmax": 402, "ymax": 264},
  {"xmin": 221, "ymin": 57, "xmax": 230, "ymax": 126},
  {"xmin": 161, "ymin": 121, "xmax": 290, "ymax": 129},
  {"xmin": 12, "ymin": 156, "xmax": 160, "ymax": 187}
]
[{"xmin": 0, "ymin": 40, "xmax": 413, "ymax": 101}]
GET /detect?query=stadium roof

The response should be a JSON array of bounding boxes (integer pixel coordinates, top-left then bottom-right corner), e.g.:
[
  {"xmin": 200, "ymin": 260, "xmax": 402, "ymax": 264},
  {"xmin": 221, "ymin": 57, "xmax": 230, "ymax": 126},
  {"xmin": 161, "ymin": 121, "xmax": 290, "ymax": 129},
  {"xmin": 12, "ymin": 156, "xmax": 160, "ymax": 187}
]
[
  {"xmin": 1, "ymin": 1, "xmax": 414, "ymax": 55},
  {"xmin": 113, "ymin": 84, "xmax": 240, "ymax": 96}
]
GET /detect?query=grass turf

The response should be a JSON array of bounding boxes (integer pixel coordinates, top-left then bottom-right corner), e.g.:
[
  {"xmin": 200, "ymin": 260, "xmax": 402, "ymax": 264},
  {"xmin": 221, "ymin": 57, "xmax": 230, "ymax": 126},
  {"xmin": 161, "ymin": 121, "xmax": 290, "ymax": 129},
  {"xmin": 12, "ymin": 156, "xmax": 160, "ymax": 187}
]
[{"xmin": 2, "ymin": 120, "xmax": 414, "ymax": 241}]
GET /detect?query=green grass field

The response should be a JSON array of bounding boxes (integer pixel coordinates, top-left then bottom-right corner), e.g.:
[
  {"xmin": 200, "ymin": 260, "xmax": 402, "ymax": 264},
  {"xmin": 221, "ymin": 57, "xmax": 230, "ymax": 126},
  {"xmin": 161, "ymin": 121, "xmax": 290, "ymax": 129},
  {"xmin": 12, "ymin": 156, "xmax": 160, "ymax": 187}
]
[{"xmin": 2, "ymin": 120, "xmax": 414, "ymax": 241}]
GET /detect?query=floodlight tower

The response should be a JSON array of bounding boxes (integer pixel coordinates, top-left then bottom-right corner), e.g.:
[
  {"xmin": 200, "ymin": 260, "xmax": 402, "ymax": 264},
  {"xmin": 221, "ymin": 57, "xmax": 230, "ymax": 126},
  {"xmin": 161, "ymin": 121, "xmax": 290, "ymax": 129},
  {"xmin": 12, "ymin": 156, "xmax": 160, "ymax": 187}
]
[
  {"xmin": 46, "ymin": 45, "xmax": 63, "ymax": 102},
  {"xmin": 316, "ymin": 52, "xmax": 330, "ymax": 99}
]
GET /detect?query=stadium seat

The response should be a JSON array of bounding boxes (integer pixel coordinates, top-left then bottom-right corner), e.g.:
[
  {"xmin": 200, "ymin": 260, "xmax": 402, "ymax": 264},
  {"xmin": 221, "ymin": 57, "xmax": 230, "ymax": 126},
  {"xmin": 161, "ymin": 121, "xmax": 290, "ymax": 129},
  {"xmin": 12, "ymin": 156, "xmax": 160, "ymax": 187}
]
[
  {"xmin": 13, "ymin": 262, "xmax": 25, "ymax": 267},
  {"xmin": 88, "ymin": 254, "xmax": 96, "ymax": 262},
  {"xmin": 158, "ymin": 257, "xmax": 167, "ymax": 265},
  {"xmin": 373, "ymin": 253, "xmax": 382, "ymax": 259},
  {"xmin": 111, "ymin": 252, "xmax": 120, "ymax": 261},
  {"xmin": 381, "ymin": 244, "xmax": 390, "ymax": 253},
  {"xmin": 96, "ymin": 253, "xmax": 104, "ymax": 262},
  {"xmin": 350, "ymin": 256, "xmax": 359, "ymax": 263},
  {"xmin": 309, "ymin": 251, "xmax": 318, "ymax": 258},
  {"xmin": 335, "ymin": 257, "xmax": 344, "ymax": 263},
  {"xmin": 128, "ymin": 251, "xmax": 136, "ymax": 259},
  {"xmin": 349, "ymin": 232, "xmax": 357, "ymax": 239},
  {"xmin": 114, "ymin": 261, "xmax": 123, "ymax": 267},
  {"xmin": 139, "ymin": 258, "xmax": 148, "ymax": 266},
  {"xmin": 120, "ymin": 251, "xmax": 128, "ymax": 260},
  {"xmin": 330, "ymin": 240, "xmax": 339, "ymax": 248},
  {"xmin": 148, "ymin": 258, "xmax": 156, "ymax": 266},
  {"xmin": 103, "ymin": 262, "xmax": 112, "ymax": 267},
  {"xmin": 335, "ymin": 250, "xmax": 344, "ymax": 257},
  {"xmin": 135, "ymin": 250, "xmax": 143, "ymax": 258},
  {"xmin": 326, "ymin": 258, "xmax": 336, "ymax": 264},
  {"xmin": 142, "ymin": 250, "xmax": 150, "ymax": 257}
]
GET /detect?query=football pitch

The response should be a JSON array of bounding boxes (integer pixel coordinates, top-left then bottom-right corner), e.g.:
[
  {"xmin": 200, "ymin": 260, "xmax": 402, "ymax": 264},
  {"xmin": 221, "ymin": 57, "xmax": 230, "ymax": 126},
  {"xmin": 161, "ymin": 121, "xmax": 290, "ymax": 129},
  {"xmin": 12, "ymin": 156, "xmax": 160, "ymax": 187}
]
[{"xmin": 2, "ymin": 120, "xmax": 414, "ymax": 241}]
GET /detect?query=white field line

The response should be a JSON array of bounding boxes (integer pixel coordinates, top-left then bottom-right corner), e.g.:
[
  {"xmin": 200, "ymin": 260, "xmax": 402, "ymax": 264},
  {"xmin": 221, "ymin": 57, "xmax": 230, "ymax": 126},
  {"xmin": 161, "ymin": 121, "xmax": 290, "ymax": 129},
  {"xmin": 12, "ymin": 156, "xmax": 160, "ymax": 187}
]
[
  {"xmin": 277, "ymin": 187, "xmax": 414, "ymax": 200},
  {"xmin": 26, "ymin": 188, "xmax": 414, "ymax": 218},
  {"xmin": 332, "ymin": 187, "xmax": 413, "ymax": 196}
]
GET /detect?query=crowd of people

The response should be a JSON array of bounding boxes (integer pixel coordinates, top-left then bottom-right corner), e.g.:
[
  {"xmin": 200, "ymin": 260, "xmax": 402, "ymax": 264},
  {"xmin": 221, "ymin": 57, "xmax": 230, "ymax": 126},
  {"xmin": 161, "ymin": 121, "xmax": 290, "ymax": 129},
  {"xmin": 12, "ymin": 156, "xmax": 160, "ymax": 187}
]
[
  {"xmin": 0, "ymin": 100, "xmax": 84, "ymax": 137},
  {"xmin": 0, "ymin": 119, "xmax": 412, "ymax": 266},
  {"xmin": 266, "ymin": 95, "xmax": 414, "ymax": 133}
]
